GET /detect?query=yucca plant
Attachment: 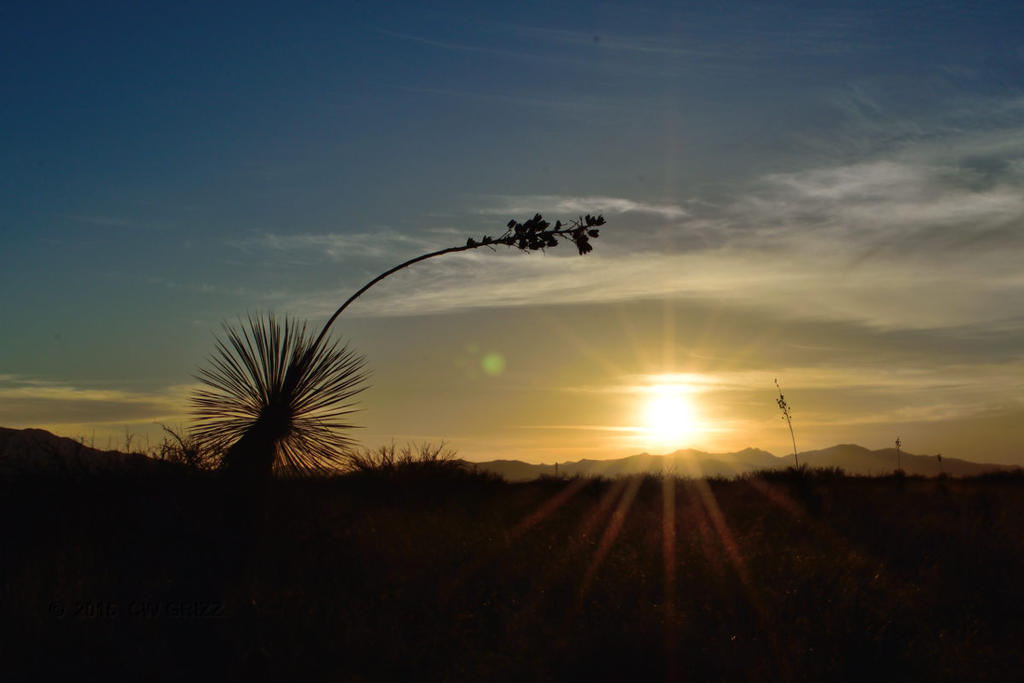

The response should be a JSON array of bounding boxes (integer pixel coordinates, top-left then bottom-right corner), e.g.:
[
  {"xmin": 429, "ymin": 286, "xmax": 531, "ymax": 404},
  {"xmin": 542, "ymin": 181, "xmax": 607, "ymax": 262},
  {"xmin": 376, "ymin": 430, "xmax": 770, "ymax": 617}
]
[
  {"xmin": 191, "ymin": 315, "xmax": 369, "ymax": 479},
  {"xmin": 191, "ymin": 213, "xmax": 605, "ymax": 479}
]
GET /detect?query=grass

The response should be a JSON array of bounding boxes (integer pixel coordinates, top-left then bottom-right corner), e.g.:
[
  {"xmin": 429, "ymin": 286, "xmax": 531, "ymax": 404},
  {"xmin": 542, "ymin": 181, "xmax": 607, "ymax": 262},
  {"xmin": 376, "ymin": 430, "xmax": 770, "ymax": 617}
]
[
  {"xmin": 4, "ymin": 465, "xmax": 1024, "ymax": 681},
  {"xmin": 344, "ymin": 441, "xmax": 462, "ymax": 473}
]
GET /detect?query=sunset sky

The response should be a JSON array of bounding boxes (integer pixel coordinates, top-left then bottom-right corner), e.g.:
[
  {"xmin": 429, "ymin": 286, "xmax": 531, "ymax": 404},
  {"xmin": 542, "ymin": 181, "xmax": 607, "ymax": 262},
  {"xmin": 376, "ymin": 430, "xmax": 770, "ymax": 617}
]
[{"xmin": 2, "ymin": 1, "xmax": 1022, "ymax": 464}]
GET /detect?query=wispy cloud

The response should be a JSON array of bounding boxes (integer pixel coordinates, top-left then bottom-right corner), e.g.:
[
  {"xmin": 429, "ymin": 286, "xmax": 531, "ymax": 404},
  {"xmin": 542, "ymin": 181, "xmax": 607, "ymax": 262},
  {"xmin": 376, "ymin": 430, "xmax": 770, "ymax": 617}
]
[
  {"xmin": 67, "ymin": 215, "xmax": 140, "ymax": 229},
  {"xmin": 247, "ymin": 119, "xmax": 1024, "ymax": 336},
  {"xmin": 743, "ymin": 157, "xmax": 1024, "ymax": 254},
  {"xmin": 376, "ymin": 26, "xmax": 607, "ymax": 75},
  {"xmin": 515, "ymin": 424, "xmax": 643, "ymax": 433},
  {"xmin": 0, "ymin": 376, "xmax": 192, "ymax": 428},
  {"xmin": 512, "ymin": 26, "xmax": 710, "ymax": 58},
  {"xmin": 598, "ymin": 363, "xmax": 1023, "ymax": 398},
  {"xmin": 503, "ymin": 10, "xmax": 885, "ymax": 70},
  {"xmin": 562, "ymin": 361, "xmax": 1023, "ymax": 420},
  {"xmin": 378, "ymin": 28, "xmax": 514, "ymax": 58},
  {"xmin": 232, "ymin": 195, "xmax": 689, "ymax": 269},
  {"xmin": 276, "ymin": 238, "xmax": 1023, "ymax": 332},
  {"xmin": 397, "ymin": 85, "xmax": 624, "ymax": 117},
  {"xmin": 381, "ymin": 12, "xmax": 881, "ymax": 82},
  {"xmin": 477, "ymin": 194, "xmax": 687, "ymax": 220},
  {"xmin": 231, "ymin": 228, "xmax": 440, "ymax": 262}
]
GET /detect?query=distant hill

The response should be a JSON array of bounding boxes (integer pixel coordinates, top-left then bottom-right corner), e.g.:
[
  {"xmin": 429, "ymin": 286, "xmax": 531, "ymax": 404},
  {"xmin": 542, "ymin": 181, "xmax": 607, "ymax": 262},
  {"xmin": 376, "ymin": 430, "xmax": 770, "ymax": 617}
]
[
  {"xmin": 0, "ymin": 427, "xmax": 173, "ymax": 477},
  {"xmin": 797, "ymin": 444, "xmax": 1014, "ymax": 477},
  {"xmin": 2, "ymin": 427, "xmax": 1016, "ymax": 481},
  {"xmin": 472, "ymin": 445, "xmax": 1016, "ymax": 481},
  {"xmin": 471, "ymin": 447, "xmax": 781, "ymax": 481}
]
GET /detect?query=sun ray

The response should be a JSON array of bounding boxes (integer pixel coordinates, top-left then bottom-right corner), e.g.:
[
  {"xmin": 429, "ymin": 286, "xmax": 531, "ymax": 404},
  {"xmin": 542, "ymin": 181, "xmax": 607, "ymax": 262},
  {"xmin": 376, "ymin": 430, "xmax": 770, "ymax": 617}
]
[
  {"xmin": 661, "ymin": 297, "xmax": 676, "ymax": 373},
  {"xmin": 438, "ymin": 477, "xmax": 591, "ymax": 603},
  {"xmin": 579, "ymin": 475, "xmax": 644, "ymax": 598},
  {"xmin": 613, "ymin": 300, "xmax": 655, "ymax": 371},
  {"xmin": 686, "ymin": 476, "xmax": 797, "ymax": 674},
  {"xmin": 575, "ymin": 477, "xmax": 630, "ymax": 543},
  {"xmin": 661, "ymin": 474, "xmax": 679, "ymax": 680},
  {"xmin": 692, "ymin": 478, "xmax": 749, "ymax": 587},
  {"xmin": 537, "ymin": 309, "xmax": 632, "ymax": 380},
  {"xmin": 508, "ymin": 476, "xmax": 591, "ymax": 540}
]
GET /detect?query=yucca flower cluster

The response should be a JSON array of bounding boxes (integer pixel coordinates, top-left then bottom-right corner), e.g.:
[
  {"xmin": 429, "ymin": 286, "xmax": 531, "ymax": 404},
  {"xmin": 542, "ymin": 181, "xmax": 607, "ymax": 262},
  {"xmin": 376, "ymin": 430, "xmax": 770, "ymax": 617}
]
[{"xmin": 468, "ymin": 213, "xmax": 604, "ymax": 255}]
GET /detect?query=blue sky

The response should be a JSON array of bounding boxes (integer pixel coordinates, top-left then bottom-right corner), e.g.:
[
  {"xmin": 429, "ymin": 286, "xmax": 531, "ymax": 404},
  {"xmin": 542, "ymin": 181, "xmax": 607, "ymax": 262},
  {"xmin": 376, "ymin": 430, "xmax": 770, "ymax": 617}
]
[{"xmin": 2, "ymin": 1, "xmax": 1023, "ymax": 463}]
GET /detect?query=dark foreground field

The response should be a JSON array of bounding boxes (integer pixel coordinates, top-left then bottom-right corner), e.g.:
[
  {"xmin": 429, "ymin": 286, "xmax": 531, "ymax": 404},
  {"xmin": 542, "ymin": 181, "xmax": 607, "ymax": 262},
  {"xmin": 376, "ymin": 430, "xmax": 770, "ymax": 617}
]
[{"xmin": 5, "ymin": 467, "xmax": 1024, "ymax": 681}]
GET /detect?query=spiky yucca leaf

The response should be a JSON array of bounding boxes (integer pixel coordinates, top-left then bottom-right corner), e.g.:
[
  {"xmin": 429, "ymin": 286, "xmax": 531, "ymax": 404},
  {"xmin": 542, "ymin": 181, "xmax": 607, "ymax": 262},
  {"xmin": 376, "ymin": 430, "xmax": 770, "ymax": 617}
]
[{"xmin": 190, "ymin": 314, "xmax": 369, "ymax": 476}]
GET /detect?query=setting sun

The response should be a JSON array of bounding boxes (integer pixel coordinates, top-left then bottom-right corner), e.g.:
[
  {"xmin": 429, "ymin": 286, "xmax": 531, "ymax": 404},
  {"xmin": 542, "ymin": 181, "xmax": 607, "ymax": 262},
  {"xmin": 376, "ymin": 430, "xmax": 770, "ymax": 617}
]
[{"xmin": 641, "ymin": 384, "xmax": 699, "ymax": 452}]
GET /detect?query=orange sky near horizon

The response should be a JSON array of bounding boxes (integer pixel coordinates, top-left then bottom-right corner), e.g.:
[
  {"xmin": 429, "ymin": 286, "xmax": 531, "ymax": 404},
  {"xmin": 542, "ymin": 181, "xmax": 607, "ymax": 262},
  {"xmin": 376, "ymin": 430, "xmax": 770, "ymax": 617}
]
[{"xmin": 14, "ymin": 295, "xmax": 1022, "ymax": 467}]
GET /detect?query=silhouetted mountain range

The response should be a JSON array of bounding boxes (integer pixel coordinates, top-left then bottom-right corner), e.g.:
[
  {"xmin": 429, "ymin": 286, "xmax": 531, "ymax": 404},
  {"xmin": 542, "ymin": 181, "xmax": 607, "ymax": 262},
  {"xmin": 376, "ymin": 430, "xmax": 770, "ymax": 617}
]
[
  {"xmin": 1, "ymin": 427, "xmax": 1016, "ymax": 480},
  {"xmin": 470, "ymin": 444, "xmax": 1017, "ymax": 481},
  {"xmin": 0, "ymin": 427, "xmax": 175, "ymax": 477}
]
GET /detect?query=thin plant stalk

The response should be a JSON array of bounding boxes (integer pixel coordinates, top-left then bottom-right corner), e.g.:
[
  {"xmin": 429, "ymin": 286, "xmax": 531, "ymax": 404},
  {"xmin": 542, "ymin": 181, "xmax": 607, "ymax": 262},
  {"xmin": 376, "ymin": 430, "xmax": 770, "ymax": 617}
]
[{"xmin": 775, "ymin": 378, "xmax": 798, "ymax": 467}]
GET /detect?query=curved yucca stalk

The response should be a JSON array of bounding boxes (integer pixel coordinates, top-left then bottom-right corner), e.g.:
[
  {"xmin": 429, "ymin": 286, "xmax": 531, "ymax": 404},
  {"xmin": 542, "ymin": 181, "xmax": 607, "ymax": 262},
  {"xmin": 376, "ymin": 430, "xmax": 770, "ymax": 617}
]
[
  {"xmin": 190, "ymin": 314, "xmax": 368, "ymax": 477},
  {"xmin": 309, "ymin": 212, "xmax": 605, "ymax": 351},
  {"xmin": 192, "ymin": 213, "xmax": 604, "ymax": 480}
]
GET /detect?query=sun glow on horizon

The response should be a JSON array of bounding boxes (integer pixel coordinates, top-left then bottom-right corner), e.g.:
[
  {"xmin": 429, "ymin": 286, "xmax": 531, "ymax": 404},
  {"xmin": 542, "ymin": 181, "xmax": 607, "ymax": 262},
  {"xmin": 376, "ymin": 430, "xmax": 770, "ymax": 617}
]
[{"xmin": 641, "ymin": 383, "xmax": 701, "ymax": 452}]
